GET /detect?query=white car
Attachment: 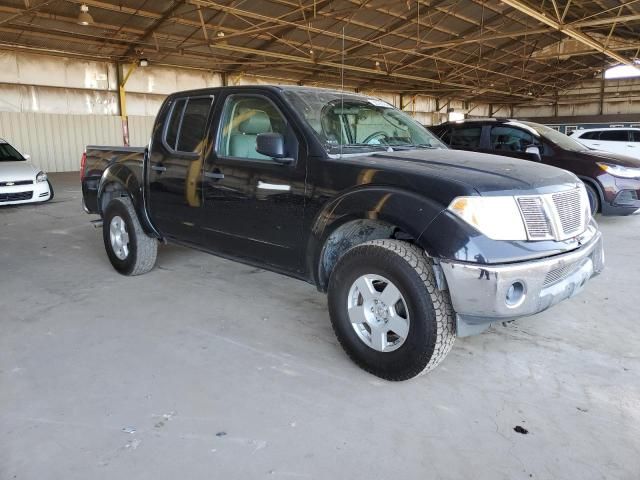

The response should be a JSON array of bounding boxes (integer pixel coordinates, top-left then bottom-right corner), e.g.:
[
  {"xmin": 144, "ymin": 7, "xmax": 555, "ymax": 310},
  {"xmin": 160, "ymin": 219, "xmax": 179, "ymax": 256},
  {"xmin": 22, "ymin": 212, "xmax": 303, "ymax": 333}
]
[
  {"xmin": 0, "ymin": 139, "xmax": 53, "ymax": 205},
  {"xmin": 569, "ymin": 127, "xmax": 640, "ymax": 159}
]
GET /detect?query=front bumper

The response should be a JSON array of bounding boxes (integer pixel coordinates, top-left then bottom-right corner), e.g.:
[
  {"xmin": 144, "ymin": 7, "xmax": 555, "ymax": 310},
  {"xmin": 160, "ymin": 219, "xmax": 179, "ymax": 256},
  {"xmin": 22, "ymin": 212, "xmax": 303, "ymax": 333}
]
[
  {"xmin": 0, "ymin": 181, "xmax": 51, "ymax": 205},
  {"xmin": 600, "ymin": 175, "xmax": 640, "ymax": 216},
  {"xmin": 439, "ymin": 226, "xmax": 604, "ymax": 336}
]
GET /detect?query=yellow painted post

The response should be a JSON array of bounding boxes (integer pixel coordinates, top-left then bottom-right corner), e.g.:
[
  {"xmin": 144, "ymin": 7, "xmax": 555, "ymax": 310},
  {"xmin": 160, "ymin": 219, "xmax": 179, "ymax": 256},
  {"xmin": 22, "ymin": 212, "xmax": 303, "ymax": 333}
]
[{"xmin": 117, "ymin": 63, "xmax": 138, "ymax": 146}]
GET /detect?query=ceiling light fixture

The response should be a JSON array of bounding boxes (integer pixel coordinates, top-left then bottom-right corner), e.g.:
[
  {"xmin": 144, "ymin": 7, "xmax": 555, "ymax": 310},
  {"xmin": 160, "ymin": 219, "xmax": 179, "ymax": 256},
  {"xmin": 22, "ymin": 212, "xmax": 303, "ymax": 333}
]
[
  {"xmin": 139, "ymin": 58, "xmax": 149, "ymax": 67},
  {"xmin": 77, "ymin": 4, "xmax": 94, "ymax": 26}
]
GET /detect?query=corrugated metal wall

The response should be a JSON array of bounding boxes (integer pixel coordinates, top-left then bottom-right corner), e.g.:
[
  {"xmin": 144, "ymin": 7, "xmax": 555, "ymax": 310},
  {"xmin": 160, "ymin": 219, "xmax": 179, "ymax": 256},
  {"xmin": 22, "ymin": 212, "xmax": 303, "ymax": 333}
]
[
  {"xmin": 0, "ymin": 112, "xmax": 154, "ymax": 172},
  {"xmin": 128, "ymin": 115, "xmax": 155, "ymax": 148}
]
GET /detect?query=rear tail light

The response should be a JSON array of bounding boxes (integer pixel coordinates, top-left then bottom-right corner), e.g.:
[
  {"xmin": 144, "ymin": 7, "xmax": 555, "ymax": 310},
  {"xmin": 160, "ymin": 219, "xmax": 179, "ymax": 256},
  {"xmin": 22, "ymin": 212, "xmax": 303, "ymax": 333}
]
[{"xmin": 80, "ymin": 151, "xmax": 87, "ymax": 181}]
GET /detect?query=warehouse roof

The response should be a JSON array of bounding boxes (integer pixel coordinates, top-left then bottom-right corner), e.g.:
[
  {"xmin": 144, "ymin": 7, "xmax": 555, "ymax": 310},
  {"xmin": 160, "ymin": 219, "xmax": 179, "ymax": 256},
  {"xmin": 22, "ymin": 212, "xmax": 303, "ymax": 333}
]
[{"xmin": 0, "ymin": 0, "xmax": 638, "ymax": 102}]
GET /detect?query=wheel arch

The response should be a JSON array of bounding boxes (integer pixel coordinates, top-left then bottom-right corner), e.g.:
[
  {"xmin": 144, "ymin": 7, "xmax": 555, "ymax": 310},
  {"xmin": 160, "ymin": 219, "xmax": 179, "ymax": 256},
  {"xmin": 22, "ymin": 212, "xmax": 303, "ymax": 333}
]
[
  {"xmin": 308, "ymin": 187, "xmax": 444, "ymax": 291},
  {"xmin": 98, "ymin": 165, "xmax": 159, "ymax": 237},
  {"xmin": 577, "ymin": 176, "xmax": 604, "ymax": 213}
]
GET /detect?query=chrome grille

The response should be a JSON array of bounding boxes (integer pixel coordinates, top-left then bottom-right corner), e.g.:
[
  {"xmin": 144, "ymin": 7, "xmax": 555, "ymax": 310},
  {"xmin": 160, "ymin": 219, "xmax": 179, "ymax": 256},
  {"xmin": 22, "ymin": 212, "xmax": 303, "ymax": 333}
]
[
  {"xmin": 544, "ymin": 261, "xmax": 580, "ymax": 286},
  {"xmin": 552, "ymin": 189, "xmax": 583, "ymax": 237},
  {"xmin": 517, "ymin": 197, "xmax": 553, "ymax": 239}
]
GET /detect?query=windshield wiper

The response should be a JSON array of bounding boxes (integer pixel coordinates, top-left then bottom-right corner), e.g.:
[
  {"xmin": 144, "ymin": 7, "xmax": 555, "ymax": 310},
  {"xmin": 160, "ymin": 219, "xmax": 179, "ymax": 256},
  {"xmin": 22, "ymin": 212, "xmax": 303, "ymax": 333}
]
[
  {"xmin": 404, "ymin": 143, "xmax": 440, "ymax": 149},
  {"xmin": 330, "ymin": 143, "xmax": 391, "ymax": 151}
]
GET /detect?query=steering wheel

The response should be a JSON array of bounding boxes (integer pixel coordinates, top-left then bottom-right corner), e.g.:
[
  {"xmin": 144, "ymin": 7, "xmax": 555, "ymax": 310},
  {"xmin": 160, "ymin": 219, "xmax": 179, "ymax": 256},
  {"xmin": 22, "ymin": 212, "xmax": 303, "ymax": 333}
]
[{"xmin": 362, "ymin": 131, "xmax": 391, "ymax": 145}]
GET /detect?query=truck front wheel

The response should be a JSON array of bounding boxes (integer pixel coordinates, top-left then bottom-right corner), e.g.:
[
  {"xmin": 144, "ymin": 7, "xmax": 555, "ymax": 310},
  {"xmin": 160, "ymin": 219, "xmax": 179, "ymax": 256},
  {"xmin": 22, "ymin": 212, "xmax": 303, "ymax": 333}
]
[
  {"xmin": 328, "ymin": 240, "xmax": 455, "ymax": 381},
  {"xmin": 103, "ymin": 197, "xmax": 157, "ymax": 276}
]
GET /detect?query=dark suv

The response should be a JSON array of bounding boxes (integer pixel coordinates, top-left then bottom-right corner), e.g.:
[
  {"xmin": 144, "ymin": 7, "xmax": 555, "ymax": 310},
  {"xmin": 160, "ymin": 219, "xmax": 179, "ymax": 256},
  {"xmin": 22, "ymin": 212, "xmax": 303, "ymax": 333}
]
[{"xmin": 430, "ymin": 118, "xmax": 640, "ymax": 215}]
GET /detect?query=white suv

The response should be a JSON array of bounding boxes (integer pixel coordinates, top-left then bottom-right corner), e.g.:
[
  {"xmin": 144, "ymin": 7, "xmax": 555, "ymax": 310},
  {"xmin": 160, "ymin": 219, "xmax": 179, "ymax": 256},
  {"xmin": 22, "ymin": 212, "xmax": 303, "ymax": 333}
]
[{"xmin": 570, "ymin": 128, "xmax": 640, "ymax": 159}]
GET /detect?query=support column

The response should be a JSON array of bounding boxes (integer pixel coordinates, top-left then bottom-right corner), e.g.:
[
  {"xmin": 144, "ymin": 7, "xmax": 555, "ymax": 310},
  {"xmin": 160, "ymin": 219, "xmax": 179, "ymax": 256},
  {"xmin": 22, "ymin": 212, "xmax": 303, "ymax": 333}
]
[{"xmin": 117, "ymin": 62, "xmax": 139, "ymax": 147}]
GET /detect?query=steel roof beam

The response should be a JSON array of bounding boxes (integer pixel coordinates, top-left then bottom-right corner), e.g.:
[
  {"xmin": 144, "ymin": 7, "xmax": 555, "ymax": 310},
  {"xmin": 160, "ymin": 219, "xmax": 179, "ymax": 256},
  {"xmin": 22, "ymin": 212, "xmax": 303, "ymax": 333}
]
[{"xmin": 500, "ymin": 0, "xmax": 635, "ymax": 65}]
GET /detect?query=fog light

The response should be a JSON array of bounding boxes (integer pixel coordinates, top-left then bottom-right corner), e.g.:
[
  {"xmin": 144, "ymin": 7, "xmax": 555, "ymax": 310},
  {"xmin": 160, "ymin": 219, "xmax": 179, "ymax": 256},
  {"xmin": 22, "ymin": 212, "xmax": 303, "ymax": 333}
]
[
  {"xmin": 506, "ymin": 281, "xmax": 525, "ymax": 307},
  {"xmin": 614, "ymin": 189, "xmax": 638, "ymax": 206}
]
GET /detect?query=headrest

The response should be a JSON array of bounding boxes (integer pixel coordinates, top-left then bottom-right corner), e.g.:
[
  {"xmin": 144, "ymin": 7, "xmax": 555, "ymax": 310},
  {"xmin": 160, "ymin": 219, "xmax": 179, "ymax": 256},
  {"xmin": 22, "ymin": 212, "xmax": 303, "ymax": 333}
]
[{"xmin": 239, "ymin": 110, "xmax": 271, "ymax": 135}]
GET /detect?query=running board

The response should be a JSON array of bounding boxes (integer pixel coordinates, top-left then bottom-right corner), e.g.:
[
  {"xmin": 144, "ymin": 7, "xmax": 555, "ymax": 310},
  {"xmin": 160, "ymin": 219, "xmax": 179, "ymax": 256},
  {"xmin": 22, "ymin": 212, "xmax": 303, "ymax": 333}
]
[{"xmin": 90, "ymin": 219, "xmax": 103, "ymax": 229}]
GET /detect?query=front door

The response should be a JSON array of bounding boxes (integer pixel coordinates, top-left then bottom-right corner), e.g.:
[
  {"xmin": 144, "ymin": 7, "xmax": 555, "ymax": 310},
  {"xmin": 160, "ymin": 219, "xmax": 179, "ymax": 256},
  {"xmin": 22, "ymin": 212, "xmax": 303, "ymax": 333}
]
[
  {"xmin": 148, "ymin": 95, "xmax": 215, "ymax": 242},
  {"xmin": 200, "ymin": 92, "xmax": 306, "ymax": 274},
  {"xmin": 487, "ymin": 125, "xmax": 542, "ymax": 162}
]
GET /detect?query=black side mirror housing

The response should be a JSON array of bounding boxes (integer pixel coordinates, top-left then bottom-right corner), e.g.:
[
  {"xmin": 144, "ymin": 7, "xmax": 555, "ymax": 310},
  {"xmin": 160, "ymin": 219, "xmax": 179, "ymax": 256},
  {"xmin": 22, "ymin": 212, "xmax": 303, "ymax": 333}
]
[
  {"xmin": 257, "ymin": 133, "xmax": 286, "ymax": 158},
  {"xmin": 525, "ymin": 145, "xmax": 542, "ymax": 161}
]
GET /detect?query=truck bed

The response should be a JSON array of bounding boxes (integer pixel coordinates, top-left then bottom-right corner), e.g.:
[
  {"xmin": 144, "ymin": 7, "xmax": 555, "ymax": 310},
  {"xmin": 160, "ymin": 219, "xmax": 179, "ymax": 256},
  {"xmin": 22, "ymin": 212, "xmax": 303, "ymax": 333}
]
[{"xmin": 81, "ymin": 145, "xmax": 146, "ymax": 214}]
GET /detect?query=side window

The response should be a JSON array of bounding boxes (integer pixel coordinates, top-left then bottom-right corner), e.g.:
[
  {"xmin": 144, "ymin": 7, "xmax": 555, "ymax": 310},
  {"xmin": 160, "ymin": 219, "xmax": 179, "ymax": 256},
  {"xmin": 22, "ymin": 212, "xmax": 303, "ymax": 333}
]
[
  {"xmin": 439, "ymin": 128, "xmax": 452, "ymax": 144},
  {"xmin": 218, "ymin": 95, "xmax": 287, "ymax": 161},
  {"xmin": 450, "ymin": 126, "xmax": 481, "ymax": 148},
  {"xmin": 163, "ymin": 96, "xmax": 214, "ymax": 153},
  {"xmin": 600, "ymin": 130, "xmax": 629, "ymax": 142},
  {"xmin": 580, "ymin": 131, "xmax": 600, "ymax": 140},
  {"xmin": 490, "ymin": 126, "xmax": 535, "ymax": 152},
  {"xmin": 165, "ymin": 99, "xmax": 186, "ymax": 149},
  {"xmin": 177, "ymin": 97, "xmax": 214, "ymax": 152},
  {"xmin": 632, "ymin": 131, "xmax": 640, "ymax": 142}
]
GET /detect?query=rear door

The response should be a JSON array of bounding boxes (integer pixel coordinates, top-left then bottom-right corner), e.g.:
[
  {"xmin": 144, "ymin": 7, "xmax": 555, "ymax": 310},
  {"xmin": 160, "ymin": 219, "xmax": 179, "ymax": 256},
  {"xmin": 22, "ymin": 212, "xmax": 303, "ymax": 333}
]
[
  {"xmin": 595, "ymin": 129, "xmax": 631, "ymax": 156},
  {"xmin": 148, "ymin": 94, "xmax": 215, "ymax": 241},
  {"xmin": 629, "ymin": 131, "xmax": 640, "ymax": 159},
  {"xmin": 447, "ymin": 125, "xmax": 483, "ymax": 151},
  {"xmin": 574, "ymin": 130, "xmax": 601, "ymax": 149},
  {"xmin": 199, "ymin": 90, "xmax": 306, "ymax": 274}
]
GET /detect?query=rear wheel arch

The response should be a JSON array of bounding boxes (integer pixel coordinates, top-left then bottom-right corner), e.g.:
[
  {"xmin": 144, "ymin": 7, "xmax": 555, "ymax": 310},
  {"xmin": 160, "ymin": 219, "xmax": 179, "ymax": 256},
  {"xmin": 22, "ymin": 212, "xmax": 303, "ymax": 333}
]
[{"xmin": 98, "ymin": 171, "xmax": 159, "ymax": 237}]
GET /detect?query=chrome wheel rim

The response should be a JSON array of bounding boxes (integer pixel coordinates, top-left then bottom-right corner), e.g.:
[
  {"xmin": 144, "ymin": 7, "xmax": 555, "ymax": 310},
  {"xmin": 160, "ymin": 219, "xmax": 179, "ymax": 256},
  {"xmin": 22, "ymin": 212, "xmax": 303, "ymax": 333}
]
[
  {"xmin": 109, "ymin": 215, "xmax": 130, "ymax": 260},
  {"xmin": 347, "ymin": 274, "xmax": 410, "ymax": 352}
]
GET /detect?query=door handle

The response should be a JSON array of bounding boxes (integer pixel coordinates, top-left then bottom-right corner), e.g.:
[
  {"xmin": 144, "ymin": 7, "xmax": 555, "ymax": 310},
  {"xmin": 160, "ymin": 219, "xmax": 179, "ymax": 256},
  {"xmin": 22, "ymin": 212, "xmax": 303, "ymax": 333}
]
[
  {"xmin": 204, "ymin": 170, "xmax": 224, "ymax": 180},
  {"xmin": 151, "ymin": 165, "xmax": 167, "ymax": 172}
]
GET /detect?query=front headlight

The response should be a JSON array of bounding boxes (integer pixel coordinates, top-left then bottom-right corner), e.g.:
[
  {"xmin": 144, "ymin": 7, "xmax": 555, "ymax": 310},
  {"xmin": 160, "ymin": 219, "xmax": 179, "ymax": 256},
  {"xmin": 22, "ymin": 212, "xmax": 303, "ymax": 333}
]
[
  {"xmin": 36, "ymin": 171, "xmax": 47, "ymax": 183},
  {"xmin": 597, "ymin": 162, "xmax": 640, "ymax": 179},
  {"xmin": 448, "ymin": 196, "xmax": 527, "ymax": 241}
]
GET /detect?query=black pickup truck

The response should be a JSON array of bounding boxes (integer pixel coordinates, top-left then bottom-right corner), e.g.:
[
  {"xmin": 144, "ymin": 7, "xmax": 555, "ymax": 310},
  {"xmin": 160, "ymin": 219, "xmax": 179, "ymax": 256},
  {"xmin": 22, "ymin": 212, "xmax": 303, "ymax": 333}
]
[{"xmin": 81, "ymin": 86, "xmax": 604, "ymax": 380}]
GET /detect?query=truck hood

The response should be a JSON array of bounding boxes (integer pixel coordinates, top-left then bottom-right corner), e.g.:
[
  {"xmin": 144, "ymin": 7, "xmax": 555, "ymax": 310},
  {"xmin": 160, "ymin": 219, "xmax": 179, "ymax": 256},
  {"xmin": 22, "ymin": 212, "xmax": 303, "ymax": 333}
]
[
  {"xmin": 0, "ymin": 161, "xmax": 39, "ymax": 182},
  {"xmin": 349, "ymin": 148, "xmax": 578, "ymax": 195},
  {"xmin": 578, "ymin": 149, "xmax": 640, "ymax": 168}
]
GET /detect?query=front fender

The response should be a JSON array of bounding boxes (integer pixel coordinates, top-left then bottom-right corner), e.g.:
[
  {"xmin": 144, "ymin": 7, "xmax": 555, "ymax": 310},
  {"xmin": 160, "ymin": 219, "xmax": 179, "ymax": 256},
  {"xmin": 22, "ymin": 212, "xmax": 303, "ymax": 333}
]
[
  {"xmin": 421, "ymin": 209, "xmax": 598, "ymax": 264},
  {"xmin": 307, "ymin": 186, "xmax": 445, "ymax": 288}
]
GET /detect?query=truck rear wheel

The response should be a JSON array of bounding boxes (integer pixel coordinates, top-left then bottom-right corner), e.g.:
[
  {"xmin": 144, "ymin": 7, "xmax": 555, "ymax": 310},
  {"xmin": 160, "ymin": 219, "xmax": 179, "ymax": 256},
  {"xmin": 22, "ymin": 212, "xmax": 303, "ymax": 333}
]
[
  {"xmin": 327, "ymin": 239, "xmax": 455, "ymax": 381},
  {"xmin": 103, "ymin": 197, "xmax": 157, "ymax": 276}
]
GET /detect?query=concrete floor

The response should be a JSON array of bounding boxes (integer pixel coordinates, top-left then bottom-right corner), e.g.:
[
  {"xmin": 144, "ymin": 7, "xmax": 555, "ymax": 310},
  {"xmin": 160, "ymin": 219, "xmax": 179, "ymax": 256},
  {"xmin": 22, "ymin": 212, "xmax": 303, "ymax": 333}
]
[{"xmin": 1, "ymin": 172, "xmax": 639, "ymax": 480}]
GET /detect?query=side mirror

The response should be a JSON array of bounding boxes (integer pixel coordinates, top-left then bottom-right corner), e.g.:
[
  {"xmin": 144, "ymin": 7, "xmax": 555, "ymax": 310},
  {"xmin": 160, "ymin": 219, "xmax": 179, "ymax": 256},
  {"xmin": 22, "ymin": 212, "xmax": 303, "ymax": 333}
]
[
  {"xmin": 23, "ymin": 154, "xmax": 31, "ymax": 161},
  {"xmin": 525, "ymin": 145, "xmax": 541, "ymax": 160},
  {"xmin": 256, "ymin": 133, "xmax": 293, "ymax": 164}
]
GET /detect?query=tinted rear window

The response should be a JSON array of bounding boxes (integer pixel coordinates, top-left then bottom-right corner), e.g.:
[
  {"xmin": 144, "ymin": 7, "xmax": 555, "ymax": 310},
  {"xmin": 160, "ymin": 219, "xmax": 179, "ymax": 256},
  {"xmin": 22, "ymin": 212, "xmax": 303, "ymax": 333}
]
[
  {"xmin": 165, "ymin": 99, "xmax": 186, "ymax": 150},
  {"xmin": 599, "ymin": 130, "xmax": 629, "ymax": 141},
  {"xmin": 450, "ymin": 126, "xmax": 482, "ymax": 148},
  {"xmin": 177, "ymin": 97, "xmax": 213, "ymax": 152},
  {"xmin": 579, "ymin": 131, "xmax": 600, "ymax": 140}
]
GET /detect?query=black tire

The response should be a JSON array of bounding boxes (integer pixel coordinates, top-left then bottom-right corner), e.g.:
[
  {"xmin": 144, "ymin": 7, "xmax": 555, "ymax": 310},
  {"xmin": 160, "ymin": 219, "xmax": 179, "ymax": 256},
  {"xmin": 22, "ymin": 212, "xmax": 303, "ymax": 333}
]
[
  {"xmin": 584, "ymin": 182, "xmax": 600, "ymax": 215},
  {"xmin": 328, "ymin": 239, "xmax": 456, "ymax": 381},
  {"xmin": 102, "ymin": 197, "xmax": 157, "ymax": 275}
]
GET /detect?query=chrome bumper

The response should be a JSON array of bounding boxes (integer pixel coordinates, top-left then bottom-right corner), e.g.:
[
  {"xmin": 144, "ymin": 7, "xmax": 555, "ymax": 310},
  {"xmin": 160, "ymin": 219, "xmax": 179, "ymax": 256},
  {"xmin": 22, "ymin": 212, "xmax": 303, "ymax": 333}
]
[{"xmin": 439, "ymin": 228, "xmax": 604, "ymax": 337}]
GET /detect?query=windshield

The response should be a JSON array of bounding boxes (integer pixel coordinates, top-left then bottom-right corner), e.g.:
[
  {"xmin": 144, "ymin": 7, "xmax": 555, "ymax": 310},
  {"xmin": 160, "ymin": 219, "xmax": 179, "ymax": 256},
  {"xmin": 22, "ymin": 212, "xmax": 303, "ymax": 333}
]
[
  {"xmin": 283, "ymin": 89, "xmax": 446, "ymax": 155},
  {"xmin": 0, "ymin": 142, "xmax": 25, "ymax": 162},
  {"xmin": 519, "ymin": 121, "xmax": 590, "ymax": 152}
]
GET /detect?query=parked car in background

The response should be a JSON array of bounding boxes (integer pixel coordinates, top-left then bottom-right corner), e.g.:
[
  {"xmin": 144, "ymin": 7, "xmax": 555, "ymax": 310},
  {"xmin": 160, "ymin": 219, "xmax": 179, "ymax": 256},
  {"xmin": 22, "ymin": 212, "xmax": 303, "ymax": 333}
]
[
  {"xmin": 0, "ymin": 138, "xmax": 53, "ymax": 205},
  {"xmin": 570, "ymin": 127, "xmax": 640, "ymax": 160},
  {"xmin": 81, "ymin": 86, "xmax": 604, "ymax": 380},
  {"xmin": 430, "ymin": 119, "xmax": 640, "ymax": 215}
]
